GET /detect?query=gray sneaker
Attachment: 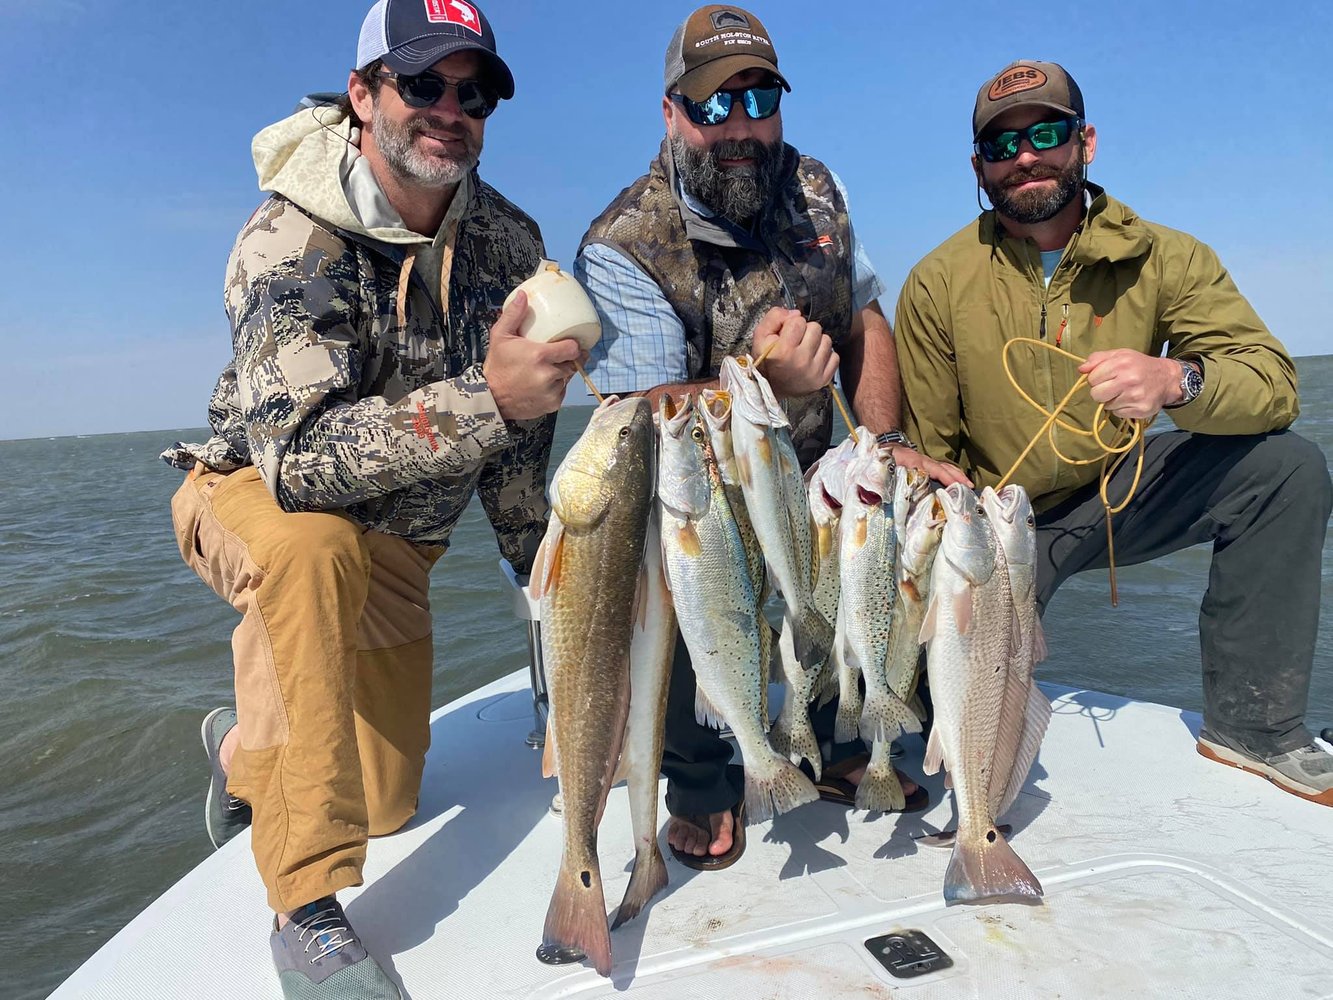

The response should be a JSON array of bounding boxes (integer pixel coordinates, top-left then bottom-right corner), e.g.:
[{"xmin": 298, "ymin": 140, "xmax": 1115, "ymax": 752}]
[
  {"xmin": 202, "ymin": 707, "xmax": 252, "ymax": 848},
  {"xmin": 1198, "ymin": 728, "xmax": 1333, "ymax": 806},
  {"xmin": 271, "ymin": 896, "xmax": 401, "ymax": 1000}
]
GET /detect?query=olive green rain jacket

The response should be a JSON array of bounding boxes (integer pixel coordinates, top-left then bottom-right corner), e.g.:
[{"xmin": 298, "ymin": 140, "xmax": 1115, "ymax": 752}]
[{"xmin": 894, "ymin": 184, "xmax": 1300, "ymax": 511}]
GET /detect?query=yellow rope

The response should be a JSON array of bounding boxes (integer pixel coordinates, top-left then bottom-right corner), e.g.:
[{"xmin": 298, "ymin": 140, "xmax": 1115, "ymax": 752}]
[
  {"xmin": 750, "ymin": 340, "xmax": 860, "ymax": 445},
  {"xmin": 997, "ymin": 337, "xmax": 1150, "ymax": 606}
]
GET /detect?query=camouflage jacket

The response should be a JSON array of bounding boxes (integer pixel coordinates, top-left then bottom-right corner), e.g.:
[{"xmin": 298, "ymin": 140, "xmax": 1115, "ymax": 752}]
[
  {"xmin": 580, "ymin": 139, "xmax": 853, "ymax": 468},
  {"xmin": 163, "ymin": 171, "xmax": 550, "ymax": 568}
]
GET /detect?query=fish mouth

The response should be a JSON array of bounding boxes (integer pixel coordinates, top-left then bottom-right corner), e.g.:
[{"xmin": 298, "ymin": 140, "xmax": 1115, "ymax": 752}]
[
  {"xmin": 856, "ymin": 486, "xmax": 884, "ymax": 506},
  {"xmin": 821, "ymin": 485, "xmax": 843, "ymax": 511}
]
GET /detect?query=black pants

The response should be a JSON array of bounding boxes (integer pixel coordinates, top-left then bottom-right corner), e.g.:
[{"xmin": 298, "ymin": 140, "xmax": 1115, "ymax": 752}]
[
  {"xmin": 660, "ymin": 630, "xmax": 865, "ymax": 818},
  {"xmin": 1035, "ymin": 429, "xmax": 1331, "ymax": 755}
]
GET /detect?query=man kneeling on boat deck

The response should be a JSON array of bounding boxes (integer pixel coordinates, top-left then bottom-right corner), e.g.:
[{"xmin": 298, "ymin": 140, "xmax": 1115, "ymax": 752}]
[
  {"xmin": 161, "ymin": 2, "xmax": 580, "ymax": 997},
  {"xmin": 575, "ymin": 4, "xmax": 966, "ymax": 871},
  {"xmin": 895, "ymin": 60, "xmax": 1333, "ymax": 807}
]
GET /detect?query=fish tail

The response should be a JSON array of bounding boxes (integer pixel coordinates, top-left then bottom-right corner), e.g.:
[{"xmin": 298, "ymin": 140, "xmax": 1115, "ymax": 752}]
[
  {"xmin": 543, "ymin": 857, "xmax": 613, "ymax": 975},
  {"xmin": 943, "ymin": 827, "xmax": 1043, "ymax": 905},
  {"xmin": 743, "ymin": 752, "xmax": 819, "ymax": 824},
  {"xmin": 859, "ymin": 689, "xmax": 924, "ymax": 744},
  {"xmin": 611, "ymin": 843, "xmax": 669, "ymax": 930},
  {"xmin": 792, "ymin": 604, "xmax": 834, "ymax": 673},
  {"xmin": 853, "ymin": 753, "xmax": 906, "ymax": 812},
  {"xmin": 833, "ymin": 691, "xmax": 863, "ymax": 745},
  {"xmin": 770, "ymin": 698, "xmax": 822, "ymax": 777}
]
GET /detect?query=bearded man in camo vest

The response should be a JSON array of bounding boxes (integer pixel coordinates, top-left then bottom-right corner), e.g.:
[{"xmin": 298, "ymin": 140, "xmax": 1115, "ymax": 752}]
[
  {"xmin": 575, "ymin": 4, "xmax": 962, "ymax": 873},
  {"xmin": 160, "ymin": 3, "xmax": 581, "ymax": 997}
]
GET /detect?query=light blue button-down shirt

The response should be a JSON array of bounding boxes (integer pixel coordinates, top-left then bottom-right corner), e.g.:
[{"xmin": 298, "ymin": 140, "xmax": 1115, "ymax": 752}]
[{"xmin": 575, "ymin": 170, "xmax": 884, "ymax": 396}]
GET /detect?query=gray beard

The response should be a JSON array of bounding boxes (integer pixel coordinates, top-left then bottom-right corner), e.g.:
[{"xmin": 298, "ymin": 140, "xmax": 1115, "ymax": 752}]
[
  {"xmin": 670, "ymin": 131, "xmax": 784, "ymax": 225},
  {"xmin": 371, "ymin": 103, "xmax": 480, "ymax": 189},
  {"xmin": 984, "ymin": 153, "xmax": 1083, "ymax": 224}
]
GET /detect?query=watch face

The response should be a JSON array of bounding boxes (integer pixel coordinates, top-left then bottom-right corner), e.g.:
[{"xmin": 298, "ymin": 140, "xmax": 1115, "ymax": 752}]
[{"xmin": 1184, "ymin": 367, "xmax": 1204, "ymax": 399}]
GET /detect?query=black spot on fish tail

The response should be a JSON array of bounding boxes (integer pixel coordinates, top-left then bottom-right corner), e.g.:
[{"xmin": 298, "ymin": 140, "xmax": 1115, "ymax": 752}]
[{"xmin": 581, "ymin": 871, "xmax": 592, "ymax": 888}]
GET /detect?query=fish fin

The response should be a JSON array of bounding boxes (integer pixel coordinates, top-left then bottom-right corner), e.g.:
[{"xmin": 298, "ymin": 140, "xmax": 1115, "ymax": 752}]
[
  {"xmin": 817, "ymin": 521, "xmax": 837, "ymax": 563},
  {"xmin": 756, "ymin": 433, "xmax": 773, "ymax": 467},
  {"xmin": 541, "ymin": 715, "xmax": 558, "ymax": 779},
  {"xmin": 997, "ymin": 686, "xmax": 1054, "ymax": 818},
  {"xmin": 794, "ymin": 604, "xmax": 833, "ymax": 674},
  {"xmin": 744, "ymin": 752, "xmax": 819, "ymax": 824},
  {"xmin": 529, "ymin": 518, "xmax": 564, "ymax": 600},
  {"xmin": 612, "ymin": 843, "xmax": 668, "ymax": 930},
  {"xmin": 851, "ymin": 512, "xmax": 869, "ymax": 550},
  {"xmin": 676, "ymin": 520, "xmax": 703, "ymax": 558},
  {"xmin": 923, "ymin": 724, "xmax": 945, "ymax": 775},
  {"xmin": 609, "ymin": 746, "xmax": 631, "ymax": 788},
  {"xmin": 1032, "ymin": 615, "xmax": 1049, "ymax": 664},
  {"xmin": 953, "ymin": 588, "xmax": 973, "ymax": 635},
  {"xmin": 778, "ymin": 442, "xmax": 795, "ymax": 479},
  {"xmin": 943, "ymin": 827, "xmax": 1043, "ymax": 905},
  {"xmin": 854, "ymin": 747, "xmax": 906, "ymax": 812},
  {"xmin": 735, "ymin": 451, "xmax": 753, "ymax": 490},
  {"xmin": 694, "ymin": 684, "xmax": 729, "ymax": 730},
  {"xmin": 543, "ymin": 863, "xmax": 613, "ymax": 976},
  {"xmin": 859, "ymin": 688, "xmax": 923, "ymax": 743},
  {"xmin": 918, "ymin": 594, "xmax": 939, "ymax": 643}
]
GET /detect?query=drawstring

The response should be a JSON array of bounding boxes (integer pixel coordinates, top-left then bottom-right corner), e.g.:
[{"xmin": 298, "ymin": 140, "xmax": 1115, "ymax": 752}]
[{"xmin": 396, "ymin": 246, "xmax": 419, "ymax": 330}]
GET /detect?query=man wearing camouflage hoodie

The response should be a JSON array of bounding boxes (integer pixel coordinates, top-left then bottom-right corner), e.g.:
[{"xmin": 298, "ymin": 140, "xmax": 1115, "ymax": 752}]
[
  {"xmin": 896, "ymin": 60, "xmax": 1333, "ymax": 809},
  {"xmin": 161, "ymin": 2, "xmax": 579, "ymax": 996}
]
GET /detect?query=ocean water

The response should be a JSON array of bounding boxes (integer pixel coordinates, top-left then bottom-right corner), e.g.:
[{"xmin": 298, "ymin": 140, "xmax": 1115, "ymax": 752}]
[{"xmin": 4, "ymin": 356, "xmax": 1332, "ymax": 1000}]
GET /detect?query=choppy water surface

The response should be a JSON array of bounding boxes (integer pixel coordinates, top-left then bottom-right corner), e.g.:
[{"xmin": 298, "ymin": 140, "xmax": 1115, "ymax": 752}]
[{"xmin": 4, "ymin": 356, "xmax": 1332, "ymax": 999}]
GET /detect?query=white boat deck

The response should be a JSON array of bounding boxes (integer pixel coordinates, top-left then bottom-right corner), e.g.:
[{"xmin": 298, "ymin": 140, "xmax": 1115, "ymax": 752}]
[{"xmin": 52, "ymin": 672, "xmax": 1333, "ymax": 999}]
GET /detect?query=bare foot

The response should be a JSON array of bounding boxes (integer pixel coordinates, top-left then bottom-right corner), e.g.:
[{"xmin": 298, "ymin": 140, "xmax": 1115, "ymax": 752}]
[{"xmin": 667, "ymin": 807, "xmax": 735, "ymax": 857}]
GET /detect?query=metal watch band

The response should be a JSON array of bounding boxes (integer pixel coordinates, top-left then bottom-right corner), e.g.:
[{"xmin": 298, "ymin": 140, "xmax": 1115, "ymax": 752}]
[
  {"xmin": 1177, "ymin": 359, "xmax": 1204, "ymax": 405},
  {"xmin": 875, "ymin": 430, "xmax": 916, "ymax": 451}
]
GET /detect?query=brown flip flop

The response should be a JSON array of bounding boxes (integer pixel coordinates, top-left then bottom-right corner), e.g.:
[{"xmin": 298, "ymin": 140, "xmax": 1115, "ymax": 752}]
[
  {"xmin": 814, "ymin": 752, "xmax": 930, "ymax": 812},
  {"xmin": 667, "ymin": 799, "xmax": 746, "ymax": 871}
]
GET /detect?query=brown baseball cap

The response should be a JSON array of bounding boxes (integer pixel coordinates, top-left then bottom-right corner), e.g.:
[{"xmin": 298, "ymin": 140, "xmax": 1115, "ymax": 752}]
[
  {"xmin": 972, "ymin": 60, "xmax": 1084, "ymax": 139},
  {"xmin": 664, "ymin": 5, "xmax": 790, "ymax": 102}
]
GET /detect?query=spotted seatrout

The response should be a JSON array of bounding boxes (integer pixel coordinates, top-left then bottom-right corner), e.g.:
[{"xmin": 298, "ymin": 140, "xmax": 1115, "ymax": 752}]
[
  {"xmin": 531, "ymin": 396, "xmax": 655, "ymax": 975},
  {"xmin": 921, "ymin": 484, "xmax": 1043, "ymax": 905},
  {"xmin": 658, "ymin": 394, "xmax": 817, "ymax": 824}
]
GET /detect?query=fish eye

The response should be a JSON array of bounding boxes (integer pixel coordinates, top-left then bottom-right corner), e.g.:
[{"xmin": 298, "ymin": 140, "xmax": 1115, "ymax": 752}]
[
  {"xmin": 618, "ymin": 426, "xmax": 631, "ymax": 438},
  {"xmin": 976, "ymin": 508, "xmax": 987, "ymax": 519},
  {"xmin": 1026, "ymin": 514, "xmax": 1035, "ymax": 527},
  {"xmin": 690, "ymin": 427, "xmax": 705, "ymax": 441}
]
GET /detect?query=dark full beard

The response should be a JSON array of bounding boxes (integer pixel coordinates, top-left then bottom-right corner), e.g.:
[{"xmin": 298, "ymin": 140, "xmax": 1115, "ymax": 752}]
[
  {"xmin": 670, "ymin": 131, "xmax": 784, "ymax": 225},
  {"xmin": 983, "ymin": 151, "xmax": 1083, "ymax": 224},
  {"xmin": 371, "ymin": 103, "xmax": 480, "ymax": 189}
]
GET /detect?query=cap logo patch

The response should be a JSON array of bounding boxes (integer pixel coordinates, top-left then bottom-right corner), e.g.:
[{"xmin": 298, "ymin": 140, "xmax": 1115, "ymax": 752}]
[
  {"xmin": 988, "ymin": 67, "xmax": 1048, "ymax": 101},
  {"xmin": 425, "ymin": 0, "xmax": 483, "ymax": 36},
  {"xmin": 711, "ymin": 10, "xmax": 750, "ymax": 30}
]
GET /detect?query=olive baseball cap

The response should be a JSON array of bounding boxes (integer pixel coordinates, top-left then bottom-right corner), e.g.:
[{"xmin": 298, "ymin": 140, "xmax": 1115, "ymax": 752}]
[
  {"xmin": 664, "ymin": 5, "xmax": 791, "ymax": 102},
  {"xmin": 356, "ymin": 0, "xmax": 515, "ymax": 100},
  {"xmin": 972, "ymin": 60, "xmax": 1084, "ymax": 139}
]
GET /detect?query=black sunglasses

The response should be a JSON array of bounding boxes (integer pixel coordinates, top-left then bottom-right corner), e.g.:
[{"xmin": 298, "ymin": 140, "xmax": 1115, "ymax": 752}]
[
  {"xmin": 376, "ymin": 70, "xmax": 498, "ymax": 119},
  {"xmin": 669, "ymin": 85, "xmax": 782, "ymax": 127},
  {"xmin": 976, "ymin": 117, "xmax": 1081, "ymax": 163}
]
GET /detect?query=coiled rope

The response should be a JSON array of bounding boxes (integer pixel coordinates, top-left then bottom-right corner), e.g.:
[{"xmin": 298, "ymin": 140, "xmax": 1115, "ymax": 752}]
[{"xmin": 996, "ymin": 337, "xmax": 1150, "ymax": 606}]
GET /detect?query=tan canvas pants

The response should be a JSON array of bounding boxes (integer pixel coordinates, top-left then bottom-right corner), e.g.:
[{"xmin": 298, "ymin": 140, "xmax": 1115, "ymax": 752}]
[{"xmin": 170, "ymin": 465, "xmax": 443, "ymax": 912}]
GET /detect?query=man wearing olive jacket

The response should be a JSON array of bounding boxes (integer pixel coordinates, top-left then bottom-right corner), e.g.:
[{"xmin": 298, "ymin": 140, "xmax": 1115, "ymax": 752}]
[{"xmin": 895, "ymin": 60, "xmax": 1332, "ymax": 806}]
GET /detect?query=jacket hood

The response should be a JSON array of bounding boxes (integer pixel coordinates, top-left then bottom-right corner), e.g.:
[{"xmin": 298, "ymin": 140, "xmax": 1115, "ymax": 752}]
[
  {"xmin": 982, "ymin": 183, "xmax": 1154, "ymax": 265},
  {"xmin": 251, "ymin": 104, "xmax": 435, "ymax": 246}
]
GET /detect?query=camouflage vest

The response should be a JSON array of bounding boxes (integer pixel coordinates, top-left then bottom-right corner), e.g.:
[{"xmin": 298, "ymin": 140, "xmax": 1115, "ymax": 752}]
[{"xmin": 581, "ymin": 139, "xmax": 853, "ymax": 468}]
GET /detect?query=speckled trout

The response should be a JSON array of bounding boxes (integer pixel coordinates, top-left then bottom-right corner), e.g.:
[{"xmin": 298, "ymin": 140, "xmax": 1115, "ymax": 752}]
[
  {"xmin": 921, "ymin": 484, "xmax": 1042, "ymax": 905},
  {"xmin": 658, "ymin": 394, "xmax": 817, "ymax": 823},
  {"xmin": 771, "ymin": 433, "xmax": 858, "ymax": 774},
  {"xmin": 721, "ymin": 356, "xmax": 832, "ymax": 689},
  {"xmin": 980, "ymin": 484, "xmax": 1051, "ymax": 819},
  {"xmin": 531, "ymin": 395, "xmax": 655, "ymax": 975}
]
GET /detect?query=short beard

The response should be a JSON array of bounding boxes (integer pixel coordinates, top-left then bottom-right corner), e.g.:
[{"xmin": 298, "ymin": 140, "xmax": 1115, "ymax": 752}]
[
  {"xmin": 670, "ymin": 131, "xmax": 784, "ymax": 225},
  {"xmin": 371, "ymin": 102, "xmax": 480, "ymax": 189},
  {"xmin": 983, "ymin": 149, "xmax": 1084, "ymax": 224}
]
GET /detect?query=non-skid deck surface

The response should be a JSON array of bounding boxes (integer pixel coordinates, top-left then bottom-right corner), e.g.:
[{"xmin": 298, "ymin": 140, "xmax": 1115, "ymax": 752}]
[{"xmin": 53, "ymin": 675, "xmax": 1333, "ymax": 999}]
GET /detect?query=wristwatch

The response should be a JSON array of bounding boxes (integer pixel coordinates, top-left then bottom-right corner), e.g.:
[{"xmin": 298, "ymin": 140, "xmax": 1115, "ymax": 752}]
[
  {"xmin": 1174, "ymin": 359, "xmax": 1204, "ymax": 406},
  {"xmin": 875, "ymin": 429, "xmax": 916, "ymax": 450}
]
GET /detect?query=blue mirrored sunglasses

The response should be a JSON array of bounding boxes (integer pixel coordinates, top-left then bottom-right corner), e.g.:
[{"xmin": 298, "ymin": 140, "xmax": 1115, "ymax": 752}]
[{"xmin": 669, "ymin": 85, "xmax": 782, "ymax": 127}]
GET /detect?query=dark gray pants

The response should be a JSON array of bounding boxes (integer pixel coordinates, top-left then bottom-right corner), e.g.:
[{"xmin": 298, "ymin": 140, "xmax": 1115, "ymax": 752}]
[{"xmin": 1035, "ymin": 429, "xmax": 1331, "ymax": 754}]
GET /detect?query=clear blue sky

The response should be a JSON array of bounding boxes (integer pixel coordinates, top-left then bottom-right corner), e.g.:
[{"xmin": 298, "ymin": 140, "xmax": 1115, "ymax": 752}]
[{"xmin": 3, "ymin": 0, "xmax": 1330, "ymax": 440}]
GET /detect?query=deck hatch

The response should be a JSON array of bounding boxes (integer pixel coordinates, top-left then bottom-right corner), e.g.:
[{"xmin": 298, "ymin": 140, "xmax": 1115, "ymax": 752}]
[{"xmin": 864, "ymin": 929, "xmax": 953, "ymax": 979}]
